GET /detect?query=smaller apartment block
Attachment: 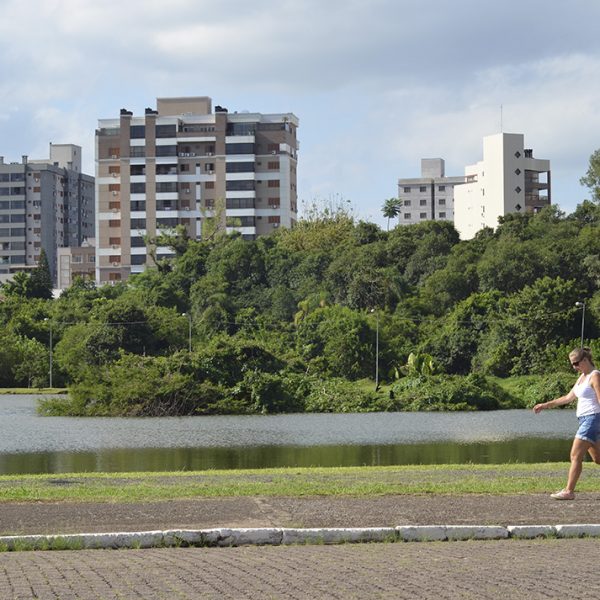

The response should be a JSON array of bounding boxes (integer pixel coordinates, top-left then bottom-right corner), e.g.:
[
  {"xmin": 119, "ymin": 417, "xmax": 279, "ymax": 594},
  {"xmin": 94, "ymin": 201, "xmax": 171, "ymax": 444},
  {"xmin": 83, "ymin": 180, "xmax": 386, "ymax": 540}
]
[
  {"xmin": 397, "ymin": 159, "xmax": 464, "ymax": 224},
  {"xmin": 57, "ymin": 238, "xmax": 96, "ymax": 289},
  {"xmin": 0, "ymin": 144, "xmax": 94, "ymax": 285},
  {"xmin": 454, "ymin": 133, "xmax": 550, "ymax": 240},
  {"xmin": 95, "ymin": 96, "xmax": 299, "ymax": 284}
]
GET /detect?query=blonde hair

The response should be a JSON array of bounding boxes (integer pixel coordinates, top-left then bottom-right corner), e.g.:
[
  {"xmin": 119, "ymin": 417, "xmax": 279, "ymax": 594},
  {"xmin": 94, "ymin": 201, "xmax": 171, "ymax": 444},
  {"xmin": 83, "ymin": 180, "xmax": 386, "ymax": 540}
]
[{"xmin": 569, "ymin": 347, "xmax": 594, "ymax": 364}]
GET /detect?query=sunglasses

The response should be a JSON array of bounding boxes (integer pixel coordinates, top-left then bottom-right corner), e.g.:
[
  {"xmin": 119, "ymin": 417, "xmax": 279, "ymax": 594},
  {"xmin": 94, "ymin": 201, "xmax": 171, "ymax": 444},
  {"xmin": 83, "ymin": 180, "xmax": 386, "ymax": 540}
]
[{"xmin": 571, "ymin": 360, "xmax": 581, "ymax": 367}]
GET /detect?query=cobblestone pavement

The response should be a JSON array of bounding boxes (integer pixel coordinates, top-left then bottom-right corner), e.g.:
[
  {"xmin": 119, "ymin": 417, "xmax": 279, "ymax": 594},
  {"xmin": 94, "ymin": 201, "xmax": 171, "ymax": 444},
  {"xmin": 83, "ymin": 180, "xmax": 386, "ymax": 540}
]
[{"xmin": 0, "ymin": 538, "xmax": 598, "ymax": 600}]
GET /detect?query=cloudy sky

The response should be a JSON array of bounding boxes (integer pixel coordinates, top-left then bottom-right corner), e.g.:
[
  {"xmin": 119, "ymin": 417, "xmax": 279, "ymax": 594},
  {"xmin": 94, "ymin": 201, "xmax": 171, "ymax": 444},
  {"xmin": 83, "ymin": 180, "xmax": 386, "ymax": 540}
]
[{"xmin": 1, "ymin": 0, "xmax": 599, "ymax": 227}]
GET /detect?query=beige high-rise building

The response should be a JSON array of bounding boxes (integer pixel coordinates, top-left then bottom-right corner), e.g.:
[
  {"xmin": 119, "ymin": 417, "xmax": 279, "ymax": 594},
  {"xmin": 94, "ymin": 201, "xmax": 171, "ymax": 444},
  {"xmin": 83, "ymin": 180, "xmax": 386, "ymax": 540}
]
[
  {"xmin": 95, "ymin": 96, "xmax": 299, "ymax": 284},
  {"xmin": 454, "ymin": 133, "xmax": 551, "ymax": 240}
]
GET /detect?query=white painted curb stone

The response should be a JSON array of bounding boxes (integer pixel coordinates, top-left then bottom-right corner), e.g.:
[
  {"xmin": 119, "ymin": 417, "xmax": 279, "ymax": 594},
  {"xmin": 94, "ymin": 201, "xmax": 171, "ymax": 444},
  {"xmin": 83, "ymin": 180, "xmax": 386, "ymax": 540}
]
[
  {"xmin": 396, "ymin": 526, "xmax": 447, "ymax": 542},
  {"xmin": 445, "ymin": 526, "xmax": 508, "ymax": 541},
  {"xmin": 555, "ymin": 524, "xmax": 600, "ymax": 538},
  {"xmin": 282, "ymin": 527, "xmax": 396, "ymax": 545},
  {"xmin": 2, "ymin": 524, "xmax": 600, "ymax": 551},
  {"xmin": 507, "ymin": 525, "xmax": 556, "ymax": 539}
]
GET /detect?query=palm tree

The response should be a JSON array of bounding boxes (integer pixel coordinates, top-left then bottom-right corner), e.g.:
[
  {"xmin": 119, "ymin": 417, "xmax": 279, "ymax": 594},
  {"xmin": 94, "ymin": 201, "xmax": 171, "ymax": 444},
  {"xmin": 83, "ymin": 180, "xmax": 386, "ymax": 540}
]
[{"xmin": 382, "ymin": 198, "xmax": 402, "ymax": 231}]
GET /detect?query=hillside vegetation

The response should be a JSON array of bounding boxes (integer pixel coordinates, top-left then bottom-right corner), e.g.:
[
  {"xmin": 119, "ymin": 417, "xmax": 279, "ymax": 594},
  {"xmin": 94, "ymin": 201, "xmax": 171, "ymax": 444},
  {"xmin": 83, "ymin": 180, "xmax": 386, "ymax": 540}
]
[{"xmin": 2, "ymin": 199, "xmax": 600, "ymax": 415}]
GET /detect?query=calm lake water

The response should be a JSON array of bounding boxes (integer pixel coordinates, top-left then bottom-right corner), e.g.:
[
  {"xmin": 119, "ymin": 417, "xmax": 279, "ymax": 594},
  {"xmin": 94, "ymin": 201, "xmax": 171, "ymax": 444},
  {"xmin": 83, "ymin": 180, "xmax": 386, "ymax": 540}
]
[{"xmin": 0, "ymin": 394, "xmax": 578, "ymax": 474}]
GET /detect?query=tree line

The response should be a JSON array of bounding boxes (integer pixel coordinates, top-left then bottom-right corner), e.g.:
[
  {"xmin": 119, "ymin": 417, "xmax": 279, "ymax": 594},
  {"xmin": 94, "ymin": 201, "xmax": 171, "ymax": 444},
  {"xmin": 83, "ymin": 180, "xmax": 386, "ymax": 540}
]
[{"xmin": 1, "ymin": 158, "xmax": 600, "ymax": 415}]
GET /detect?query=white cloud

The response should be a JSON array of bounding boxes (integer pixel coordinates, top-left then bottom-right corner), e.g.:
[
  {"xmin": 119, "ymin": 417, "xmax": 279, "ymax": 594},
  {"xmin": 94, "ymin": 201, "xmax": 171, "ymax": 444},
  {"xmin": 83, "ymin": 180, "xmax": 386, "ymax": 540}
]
[{"xmin": 1, "ymin": 1, "xmax": 600, "ymax": 225}]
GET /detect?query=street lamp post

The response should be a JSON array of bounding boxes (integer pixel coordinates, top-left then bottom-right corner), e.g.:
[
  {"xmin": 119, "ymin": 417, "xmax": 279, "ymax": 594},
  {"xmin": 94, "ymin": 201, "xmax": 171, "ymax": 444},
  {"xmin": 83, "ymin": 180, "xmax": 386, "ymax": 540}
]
[
  {"xmin": 44, "ymin": 318, "xmax": 53, "ymax": 388},
  {"xmin": 575, "ymin": 301, "xmax": 586, "ymax": 348},
  {"xmin": 371, "ymin": 309, "xmax": 379, "ymax": 391},
  {"xmin": 182, "ymin": 313, "xmax": 192, "ymax": 352}
]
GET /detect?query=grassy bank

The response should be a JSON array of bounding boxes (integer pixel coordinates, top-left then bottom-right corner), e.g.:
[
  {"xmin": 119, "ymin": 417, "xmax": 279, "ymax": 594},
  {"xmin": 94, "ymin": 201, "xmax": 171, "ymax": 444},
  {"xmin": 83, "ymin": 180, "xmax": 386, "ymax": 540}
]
[
  {"xmin": 0, "ymin": 388, "xmax": 68, "ymax": 395},
  {"xmin": 0, "ymin": 463, "xmax": 594, "ymax": 503}
]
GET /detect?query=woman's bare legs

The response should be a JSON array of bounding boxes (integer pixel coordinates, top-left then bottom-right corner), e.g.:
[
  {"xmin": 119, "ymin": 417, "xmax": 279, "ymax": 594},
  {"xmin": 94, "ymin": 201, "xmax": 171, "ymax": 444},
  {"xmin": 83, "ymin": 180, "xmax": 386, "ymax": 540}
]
[
  {"xmin": 566, "ymin": 437, "xmax": 593, "ymax": 492},
  {"xmin": 588, "ymin": 438, "xmax": 600, "ymax": 464}
]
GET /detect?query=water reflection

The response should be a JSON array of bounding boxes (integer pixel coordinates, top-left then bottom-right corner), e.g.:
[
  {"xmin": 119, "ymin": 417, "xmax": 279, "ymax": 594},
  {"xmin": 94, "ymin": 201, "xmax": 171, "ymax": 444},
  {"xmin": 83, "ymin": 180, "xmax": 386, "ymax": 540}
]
[{"xmin": 0, "ymin": 438, "xmax": 573, "ymax": 475}]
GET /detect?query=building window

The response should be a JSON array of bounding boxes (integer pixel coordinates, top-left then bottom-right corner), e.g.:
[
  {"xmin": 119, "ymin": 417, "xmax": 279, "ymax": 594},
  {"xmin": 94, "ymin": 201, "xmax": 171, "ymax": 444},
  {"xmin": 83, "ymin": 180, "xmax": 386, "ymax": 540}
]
[
  {"xmin": 131, "ymin": 255, "xmax": 146, "ymax": 265},
  {"xmin": 267, "ymin": 161, "xmax": 280, "ymax": 170},
  {"xmin": 403, "ymin": 200, "xmax": 411, "ymax": 207},
  {"xmin": 205, "ymin": 182, "xmax": 215, "ymax": 189},
  {"xmin": 226, "ymin": 198, "xmax": 255, "ymax": 209},
  {"xmin": 226, "ymin": 216, "xmax": 256, "ymax": 227},
  {"xmin": 155, "ymin": 124, "xmax": 176, "ymax": 138},
  {"xmin": 129, "ymin": 146, "xmax": 146, "ymax": 158},
  {"xmin": 131, "ymin": 218, "xmax": 146, "ymax": 229},
  {"xmin": 438, "ymin": 185, "xmax": 445, "ymax": 191},
  {"xmin": 439, "ymin": 212, "xmax": 446, "ymax": 218},
  {"xmin": 438, "ymin": 198, "xmax": 446, "ymax": 206},
  {"xmin": 130, "ymin": 125, "xmax": 145, "ymax": 139},
  {"xmin": 155, "ymin": 145, "xmax": 177, "ymax": 157},
  {"xmin": 108, "ymin": 219, "xmax": 121, "ymax": 227},
  {"xmin": 404, "ymin": 213, "xmax": 411, "ymax": 219},
  {"xmin": 419, "ymin": 186, "xmax": 427, "ymax": 192},
  {"xmin": 267, "ymin": 180, "xmax": 280, "ymax": 188},
  {"xmin": 131, "ymin": 183, "xmax": 146, "ymax": 193},
  {"xmin": 226, "ymin": 162, "xmax": 255, "ymax": 173},
  {"xmin": 226, "ymin": 143, "xmax": 255, "ymax": 155},
  {"xmin": 268, "ymin": 197, "xmax": 280, "ymax": 208},
  {"xmin": 268, "ymin": 216, "xmax": 281, "ymax": 224},
  {"xmin": 130, "ymin": 165, "xmax": 145, "ymax": 176},
  {"xmin": 226, "ymin": 180, "xmax": 255, "ymax": 191},
  {"xmin": 403, "ymin": 187, "xmax": 411, "ymax": 193},
  {"xmin": 156, "ymin": 182, "xmax": 178, "ymax": 193},
  {"xmin": 420, "ymin": 199, "xmax": 427, "ymax": 206},
  {"xmin": 420, "ymin": 213, "xmax": 427, "ymax": 219}
]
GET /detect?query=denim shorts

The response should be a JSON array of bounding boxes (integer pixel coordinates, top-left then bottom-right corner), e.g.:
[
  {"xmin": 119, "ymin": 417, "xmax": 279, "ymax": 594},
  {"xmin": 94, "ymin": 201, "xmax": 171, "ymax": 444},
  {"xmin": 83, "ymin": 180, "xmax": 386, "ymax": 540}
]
[{"xmin": 575, "ymin": 413, "xmax": 600, "ymax": 443}]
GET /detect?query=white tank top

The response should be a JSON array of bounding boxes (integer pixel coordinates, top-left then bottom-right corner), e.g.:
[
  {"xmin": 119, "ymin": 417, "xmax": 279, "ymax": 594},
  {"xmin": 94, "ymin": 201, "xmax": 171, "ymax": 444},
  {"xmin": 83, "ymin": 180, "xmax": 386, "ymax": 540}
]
[{"xmin": 574, "ymin": 369, "xmax": 600, "ymax": 417}]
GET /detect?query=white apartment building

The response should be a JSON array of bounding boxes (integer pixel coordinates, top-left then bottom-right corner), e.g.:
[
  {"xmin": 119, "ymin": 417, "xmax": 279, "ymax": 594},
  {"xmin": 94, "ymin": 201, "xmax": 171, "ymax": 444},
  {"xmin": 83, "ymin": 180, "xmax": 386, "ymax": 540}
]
[
  {"xmin": 0, "ymin": 144, "xmax": 94, "ymax": 285},
  {"xmin": 95, "ymin": 96, "xmax": 299, "ymax": 284},
  {"xmin": 454, "ymin": 133, "xmax": 551, "ymax": 240},
  {"xmin": 397, "ymin": 158, "xmax": 464, "ymax": 224}
]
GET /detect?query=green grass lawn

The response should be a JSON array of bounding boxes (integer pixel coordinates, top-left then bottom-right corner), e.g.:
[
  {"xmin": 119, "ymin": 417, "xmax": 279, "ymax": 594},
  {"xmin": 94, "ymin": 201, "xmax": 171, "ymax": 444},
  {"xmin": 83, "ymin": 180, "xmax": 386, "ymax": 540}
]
[{"xmin": 0, "ymin": 463, "xmax": 592, "ymax": 503}]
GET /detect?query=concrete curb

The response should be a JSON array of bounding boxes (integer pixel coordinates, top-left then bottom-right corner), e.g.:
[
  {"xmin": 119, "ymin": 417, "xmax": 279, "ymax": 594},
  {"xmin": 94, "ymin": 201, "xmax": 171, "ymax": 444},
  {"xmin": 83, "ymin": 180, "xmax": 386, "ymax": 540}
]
[{"xmin": 1, "ymin": 524, "xmax": 599, "ymax": 551}]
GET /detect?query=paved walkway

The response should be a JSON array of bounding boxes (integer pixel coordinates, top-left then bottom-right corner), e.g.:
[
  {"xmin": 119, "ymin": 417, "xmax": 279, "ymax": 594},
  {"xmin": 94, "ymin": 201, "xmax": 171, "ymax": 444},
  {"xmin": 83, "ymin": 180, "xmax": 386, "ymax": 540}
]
[
  {"xmin": 0, "ymin": 493, "xmax": 599, "ymax": 598},
  {"xmin": 1, "ymin": 538, "xmax": 599, "ymax": 599},
  {"xmin": 2, "ymin": 492, "xmax": 600, "ymax": 535}
]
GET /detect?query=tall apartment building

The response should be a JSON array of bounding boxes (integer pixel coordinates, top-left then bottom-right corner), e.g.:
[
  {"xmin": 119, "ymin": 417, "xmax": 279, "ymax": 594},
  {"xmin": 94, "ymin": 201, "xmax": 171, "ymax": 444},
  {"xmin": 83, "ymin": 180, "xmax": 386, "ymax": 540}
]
[
  {"xmin": 95, "ymin": 96, "xmax": 299, "ymax": 284},
  {"xmin": 0, "ymin": 144, "xmax": 95, "ymax": 285},
  {"xmin": 397, "ymin": 159, "xmax": 464, "ymax": 225},
  {"xmin": 454, "ymin": 133, "xmax": 551, "ymax": 240}
]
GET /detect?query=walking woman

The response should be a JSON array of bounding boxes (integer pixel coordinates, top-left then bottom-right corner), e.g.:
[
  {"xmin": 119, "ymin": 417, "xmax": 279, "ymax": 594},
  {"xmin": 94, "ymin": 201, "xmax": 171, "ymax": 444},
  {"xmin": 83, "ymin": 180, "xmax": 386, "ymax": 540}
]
[{"xmin": 533, "ymin": 347, "xmax": 600, "ymax": 500}]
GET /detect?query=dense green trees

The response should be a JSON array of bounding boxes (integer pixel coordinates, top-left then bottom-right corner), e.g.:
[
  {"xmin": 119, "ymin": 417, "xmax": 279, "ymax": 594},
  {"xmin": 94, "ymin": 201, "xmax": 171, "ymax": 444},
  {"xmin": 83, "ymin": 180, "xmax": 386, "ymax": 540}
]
[{"xmin": 2, "ymin": 186, "xmax": 600, "ymax": 414}]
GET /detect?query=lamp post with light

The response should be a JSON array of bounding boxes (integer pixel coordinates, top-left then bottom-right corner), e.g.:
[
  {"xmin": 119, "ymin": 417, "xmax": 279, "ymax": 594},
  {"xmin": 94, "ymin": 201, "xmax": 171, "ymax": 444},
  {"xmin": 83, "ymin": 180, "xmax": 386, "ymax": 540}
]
[
  {"xmin": 182, "ymin": 313, "xmax": 192, "ymax": 352},
  {"xmin": 575, "ymin": 301, "xmax": 586, "ymax": 348},
  {"xmin": 371, "ymin": 308, "xmax": 379, "ymax": 391},
  {"xmin": 43, "ymin": 318, "xmax": 53, "ymax": 388}
]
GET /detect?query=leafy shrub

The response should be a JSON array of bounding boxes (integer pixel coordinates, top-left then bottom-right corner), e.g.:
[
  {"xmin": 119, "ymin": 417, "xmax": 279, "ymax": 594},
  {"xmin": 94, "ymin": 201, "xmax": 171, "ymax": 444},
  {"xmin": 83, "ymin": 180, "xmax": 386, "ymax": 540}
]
[
  {"xmin": 303, "ymin": 377, "xmax": 382, "ymax": 413},
  {"xmin": 390, "ymin": 373, "xmax": 510, "ymax": 411},
  {"xmin": 508, "ymin": 372, "xmax": 575, "ymax": 408}
]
